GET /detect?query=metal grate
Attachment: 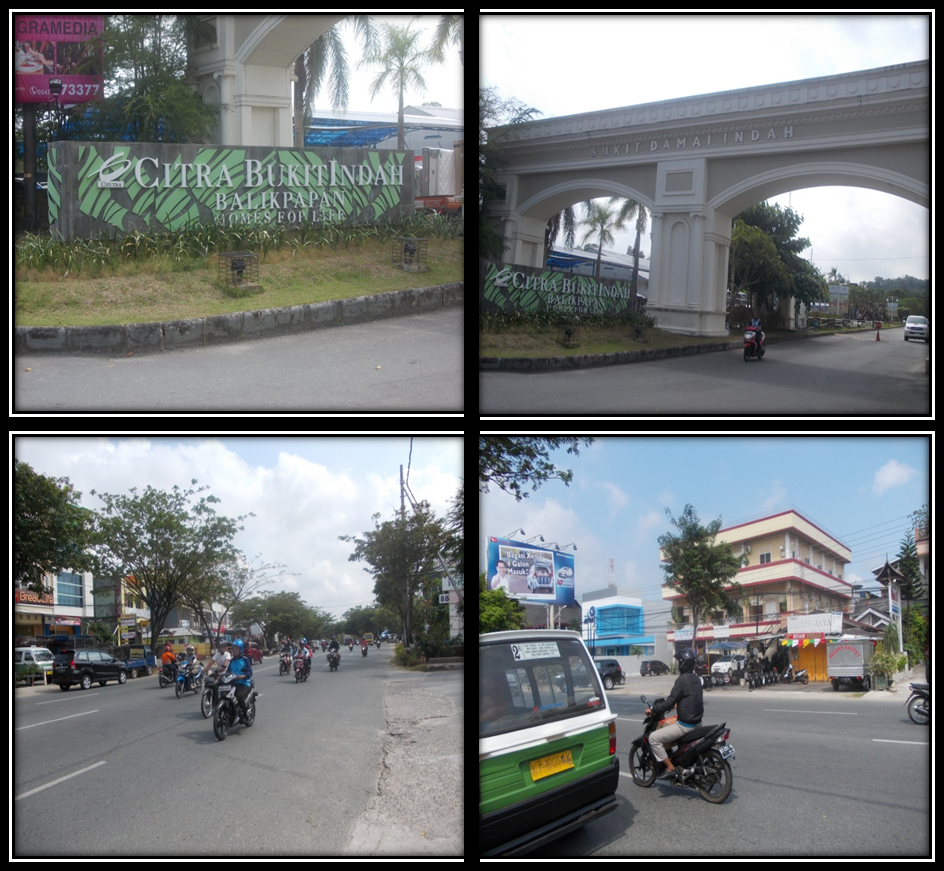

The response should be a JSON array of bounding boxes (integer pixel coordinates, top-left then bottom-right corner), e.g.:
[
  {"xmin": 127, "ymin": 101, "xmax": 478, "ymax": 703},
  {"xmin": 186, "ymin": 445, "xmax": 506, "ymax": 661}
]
[
  {"xmin": 218, "ymin": 250, "xmax": 259, "ymax": 287},
  {"xmin": 391, "ymin": 236, "xmax": 428, "ymax": 272}
]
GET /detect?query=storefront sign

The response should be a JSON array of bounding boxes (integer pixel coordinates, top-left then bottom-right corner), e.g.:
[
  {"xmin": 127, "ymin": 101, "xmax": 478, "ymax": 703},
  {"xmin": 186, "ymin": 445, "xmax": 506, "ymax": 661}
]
[
  {"xmin": 49, "ymin": 141, "xmax": 414, "ymax": 240},
  {"xmin": 481, "ymin": 259, "xmax": 638, "ymax": 318}
]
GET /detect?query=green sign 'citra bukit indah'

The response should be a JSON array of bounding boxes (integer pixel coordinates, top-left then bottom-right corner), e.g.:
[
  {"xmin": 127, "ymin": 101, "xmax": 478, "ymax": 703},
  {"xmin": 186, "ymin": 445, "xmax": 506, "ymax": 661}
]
[{"xmin": 48, "ymin": 141, "xmax": 414, "ymax": 240}]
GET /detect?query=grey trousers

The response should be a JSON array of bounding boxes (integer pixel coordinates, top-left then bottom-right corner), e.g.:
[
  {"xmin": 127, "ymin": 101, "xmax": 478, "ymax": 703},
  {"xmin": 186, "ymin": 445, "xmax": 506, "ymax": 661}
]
[{"xmin": 650, "ymin": 720, "xmax": 695, "ymax": 762}]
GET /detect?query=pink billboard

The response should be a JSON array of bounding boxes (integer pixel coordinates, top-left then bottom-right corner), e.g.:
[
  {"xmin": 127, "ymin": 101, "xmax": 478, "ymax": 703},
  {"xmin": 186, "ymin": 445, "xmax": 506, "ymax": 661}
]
[{"xmin": 14, "ymin": 15, "xmax": 104, "ymax": 104}]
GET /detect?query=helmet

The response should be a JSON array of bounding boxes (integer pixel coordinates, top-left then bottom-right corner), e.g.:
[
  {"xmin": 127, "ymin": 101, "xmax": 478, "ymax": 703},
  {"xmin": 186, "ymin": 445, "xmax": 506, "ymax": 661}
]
[
  {"xmin": 301, "ymin": 638, "xmax": 307, "ymax": 645},
  {"xmin": 186, "ymin": 645, "xmax": 194, "ymax": 653},
  {"xmin": 232, "ymin": 639, "xmax": 245, "ymax": 655},
  {"xmin": 675, "ymin": 648, "xmax": 697, "ymax": 674}
]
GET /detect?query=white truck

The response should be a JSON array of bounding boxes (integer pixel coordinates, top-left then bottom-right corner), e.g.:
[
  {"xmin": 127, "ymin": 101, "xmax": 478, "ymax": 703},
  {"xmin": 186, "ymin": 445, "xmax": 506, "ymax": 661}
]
[{"xmin": 826, "ymin": 638, "xmax": 876, "ymax": 691}]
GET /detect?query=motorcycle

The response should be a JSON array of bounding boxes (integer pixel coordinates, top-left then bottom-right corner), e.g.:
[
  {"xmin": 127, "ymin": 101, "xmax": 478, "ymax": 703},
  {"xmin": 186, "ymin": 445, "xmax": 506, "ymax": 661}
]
[
  {"xmin": 361, "ymin": 642, "xmax": 368, "ymax": 657},
  {"xmin": 780, "ymin": 663, "xmax": 810, "ymax": 685},
  {"xmin": 212, "ymin": 673, "xmax": 259, "ymax": 742},
  {"xmin": 744, "ymin": 322, "xmax": 766, "ymax": 361},
  {"xmin": 629, "ymin": 695, "xmax": 735, "ymax": 803},
  {"xmin": 175, "ymin": 660, "xmax": 204, "ymax": 698},
  {"xmin": 201, "ymin": 669, "xmax": 221, "ymax": 719},
  {"xmin": 327, "ymin": 650, "xmax": 341, "ymax": 672},
  {"xmin": 158, "ymin": 663, "xmax": 176, "ymax": 688},
  {"xmin": 279, "ymin": 651, "xmax": 292, "ymax": 677},
  {"xmin": 293, "ymin": 655, "xmax": 308, "ymax": 683},
  {"xmin": 349, "ymin": 641, "xmax": 354, "ymax": 652},
  {"xmin": 905, "ymin": 682, "xmax": 930, "ymax": 725}
]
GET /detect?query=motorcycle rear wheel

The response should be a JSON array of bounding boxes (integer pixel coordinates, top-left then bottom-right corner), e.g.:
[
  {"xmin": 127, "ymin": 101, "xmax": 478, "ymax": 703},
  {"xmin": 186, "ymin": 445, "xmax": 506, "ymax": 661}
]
[
  {"xmin": 213, "ymin": 705, "xmax": 229, "ymax": 741},
  {"xmin": 693, "ymin": 749, "xmax": 733, "ymax": 803},
  {"xmin": 629, "ymin": 741, "xmax": 656, "ymax": 787},
  {"xmin": 907, "ymin": 695, "xmax": 930, "ymax": 725},
  {"xmin": 244, "ymin": 699, "xmax": 256, "ymax": 727},
  {"xmin": 175, "ymin": 679, "xmax": 184, "ymax": 699},
  {"xmin": 201, "ymin": 689, "xmax": 214, "ymax": 718}
]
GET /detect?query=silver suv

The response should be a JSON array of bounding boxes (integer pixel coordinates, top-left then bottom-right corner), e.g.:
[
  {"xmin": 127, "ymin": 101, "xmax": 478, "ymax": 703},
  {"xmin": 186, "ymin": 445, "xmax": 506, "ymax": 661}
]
[{"xmin": 903, "ymin": 315, "xmax": 929, "ymax": 342}]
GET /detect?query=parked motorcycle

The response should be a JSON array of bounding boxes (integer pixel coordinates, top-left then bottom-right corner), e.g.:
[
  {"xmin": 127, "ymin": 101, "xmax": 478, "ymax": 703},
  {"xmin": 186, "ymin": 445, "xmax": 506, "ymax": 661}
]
[
  {"xmin": 279, "ymin": 652, "xmax": 292, "ymax": 677},
  {"xmin": 905, "ymin": 682, "xmax": 930, "ymax": 725},
  {"xmin": 744, "ymin": 321, "xmax": 766, "ymax": 361},
  {"xmin": 212, "ymin": 673, "xmax": 259, "ymax": 741},
  {"xmin": 175, "ymin": 661, "xmax": 204, "ymax": 698},
  {"xmin": 780, "ymin": 663, "xmax": 810, "ymax": 685},
  {"xmin": 327, "ymin": 651, "xmax": 341, "ymax": 672},
  {"xmin": 629, "ymin": 695, "xmax": 735, "ymax": 803},
  {"xmin": 361, "ymin": 642, "xmax": 368, "ymax": 658}
]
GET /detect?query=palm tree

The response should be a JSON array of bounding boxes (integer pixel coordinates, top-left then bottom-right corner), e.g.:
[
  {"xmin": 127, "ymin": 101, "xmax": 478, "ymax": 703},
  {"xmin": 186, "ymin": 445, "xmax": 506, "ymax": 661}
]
[
  {"xmin": 292, "ymin": 16, "xmax": 378, "ymax": 150},
  {"xmin": 579, "ymin": 199, "xmax": 629, "ymax": 278},
  {"xmin": 358, "ymin": 22, "xmax": 433, "ymax": 150},
  {"xmin": 610, "ymin": 197, "xmax": 648, "ymax": 309}
]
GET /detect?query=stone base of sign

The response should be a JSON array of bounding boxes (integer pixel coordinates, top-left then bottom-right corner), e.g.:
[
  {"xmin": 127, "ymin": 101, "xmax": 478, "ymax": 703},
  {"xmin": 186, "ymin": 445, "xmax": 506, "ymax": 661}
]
[{"xmin": 15, "ymin": 282, "xmax": 463, "ymax": 356}]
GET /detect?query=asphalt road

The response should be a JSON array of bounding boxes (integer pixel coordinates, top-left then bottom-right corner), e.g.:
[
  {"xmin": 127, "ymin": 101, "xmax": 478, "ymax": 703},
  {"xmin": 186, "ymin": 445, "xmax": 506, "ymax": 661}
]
[
  {"xmin": 525, "ymin": 675, "xmax": 930, "ymax": 857},
  {"xmin": 15, "ymin": 308, "xmax": 463, "ymax": 414},
  {"xmin": 481, "ymin": 330, "xmax": 930, "ymax": 416},
  {"xmin": 14, "ymin": 651, "xmax": 463, "ymax": 856}
]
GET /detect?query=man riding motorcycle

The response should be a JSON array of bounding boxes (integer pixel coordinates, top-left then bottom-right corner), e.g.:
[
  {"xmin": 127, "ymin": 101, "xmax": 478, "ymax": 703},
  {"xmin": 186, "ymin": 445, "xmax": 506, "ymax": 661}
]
[
  {"xmin": 645, "ymin": 647, "xmax": 704, "ymax": 781},
  {"xmin": 226, "ymin": 639, "xmax": 254, "ymax": 722},
  {"xmin": 161, "ymin": 644, "xmax": 179, "ymax": 682}
]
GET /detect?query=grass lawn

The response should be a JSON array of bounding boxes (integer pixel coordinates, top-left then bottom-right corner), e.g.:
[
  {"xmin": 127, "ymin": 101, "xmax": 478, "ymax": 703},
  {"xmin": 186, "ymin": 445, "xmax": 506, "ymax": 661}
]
[{"xmin": 16, "ymin": 237, "xmax": 463, "ymax": 327}]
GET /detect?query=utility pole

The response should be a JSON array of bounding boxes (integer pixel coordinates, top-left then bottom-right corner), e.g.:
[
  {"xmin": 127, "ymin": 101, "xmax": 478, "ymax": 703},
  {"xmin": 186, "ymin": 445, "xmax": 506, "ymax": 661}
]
[{"xmin": 401, "ymin": 464, "xmax": 411, "ymax": 648}]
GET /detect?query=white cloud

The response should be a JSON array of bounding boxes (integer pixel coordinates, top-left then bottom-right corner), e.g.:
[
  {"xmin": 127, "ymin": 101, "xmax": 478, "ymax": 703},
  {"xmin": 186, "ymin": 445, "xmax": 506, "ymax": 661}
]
[{"xmin": 872, "ymin": 459, "xmax": 919, "ymax": 495}]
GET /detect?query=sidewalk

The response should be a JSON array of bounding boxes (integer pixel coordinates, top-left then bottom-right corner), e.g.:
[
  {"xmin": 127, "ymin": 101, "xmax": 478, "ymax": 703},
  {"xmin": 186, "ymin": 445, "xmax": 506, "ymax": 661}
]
[{"xmin": 609, "ymin": 669, "xmax": 928, "ymax": 702}]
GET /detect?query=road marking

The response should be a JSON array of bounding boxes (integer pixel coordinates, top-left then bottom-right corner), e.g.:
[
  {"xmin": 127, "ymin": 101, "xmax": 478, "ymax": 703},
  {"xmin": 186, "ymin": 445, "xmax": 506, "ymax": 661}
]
[
  {"xmin": 763, "ymin": 709, "xmax": 857, "ymax": 715},
  {"xmin": 873, "ymin": 738, "xmax": 928, "ymax": 745},
  {"xmin": 15, "ymin": 709, "xmax": 99, "ymax": 730},
  {"xmin": 16, "ymin": 761, "xmax": 107, "ymax": 800}
]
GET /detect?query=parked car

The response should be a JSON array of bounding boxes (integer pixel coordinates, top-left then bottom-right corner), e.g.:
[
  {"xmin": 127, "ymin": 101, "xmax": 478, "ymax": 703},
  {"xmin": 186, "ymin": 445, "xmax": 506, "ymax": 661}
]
[
  {"xmin": 15, "ymin": 646, "xmax": 55, "ymax": 683},
  {"xmin": 640, "ymin": 659, "xmax": 670, "ymax": 676},
  {"xmin": 245, "ymin": 642, "xmax": 264, "ymax": 663},
  {"xmin": 903, "ymin": 315, "xmax": 929, "ymax": 342},
  {"xmin": 479, "ymin": 629, "xmax": 620, "ymax": 857},
  {"xmin": 710, "ymin": 655, "xmax": 746, "ymax": 676},
  {"xmin": 594, "ymin": 659, "xmax": 625, "ymax": 690},
  {"xmin": 51, "ymin": 648, "xmax": 128, "ymax": 691}
]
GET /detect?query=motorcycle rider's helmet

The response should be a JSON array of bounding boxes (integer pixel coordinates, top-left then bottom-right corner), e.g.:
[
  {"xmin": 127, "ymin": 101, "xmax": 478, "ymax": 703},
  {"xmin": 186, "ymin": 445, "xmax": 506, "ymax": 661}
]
[
  {"xmin": 675, "ymin": 647, "xmax": 697, "ymax": 674},
  {"xmin": 232, "ymin": 639, "xmax": 245, "ymax": 656},
  {"xmin": 186, "ymin": 645, "xmax": 194, "ymax": 654}
]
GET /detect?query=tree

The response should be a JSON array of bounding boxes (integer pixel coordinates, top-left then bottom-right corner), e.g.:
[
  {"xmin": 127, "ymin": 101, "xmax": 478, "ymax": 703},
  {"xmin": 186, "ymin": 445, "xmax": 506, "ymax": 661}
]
[
  {"xmin": 88, "ymin": 480, "xmax": 250, "ymax": 653},
  {"xmin": 191, "ymin": 553, "xmax": 295, "ymax": 644},
  {"xmin": 657, "ymin": 505, "xmax": 742, "ymax": 657},
  {"xmin": 896, "ymin": 531, "xmax": 925, "ymax": 603},
  {"xmin": 340, "ymin": 501, "xmax": 446, "ymax": 647},
  {"xmin": 14, "ymin": 459, "xmax": 95, "ymax": 594},
  {"xmin": 479, "ymin": 573, "xmax": 526, "ymax": 634},
  {"xmin": 733, "ymin": 201, "xmax": 827, "ymax": 322},
  {"xmin": 479, "ymin": 437, "xmax": 593, "ymax": 501},
  {"xmin": 84, "ymin": 15, "xmax": 218, "ymax": 143},
  {"xmin": 358, "ymin": 22, "xmax": 432, "ymax": 151},
  {"xmin": 579, "ymin": 200, "xmax": 629, "ymax": 279}
]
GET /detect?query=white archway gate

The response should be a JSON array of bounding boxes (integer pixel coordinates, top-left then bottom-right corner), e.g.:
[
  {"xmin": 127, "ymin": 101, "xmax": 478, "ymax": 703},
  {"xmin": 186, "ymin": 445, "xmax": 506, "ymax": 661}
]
[
  {"xmin": 488, "ymin": 61, "xmax": 929, "ymax": 336},
  {"xmin": 191, "ymin": 14, "xmax": 346, "ymax": 148}
]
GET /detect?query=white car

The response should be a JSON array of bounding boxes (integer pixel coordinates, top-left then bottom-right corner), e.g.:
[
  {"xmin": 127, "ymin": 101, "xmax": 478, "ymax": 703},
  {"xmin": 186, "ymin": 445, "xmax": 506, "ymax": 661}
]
[
  {"xmin": 710, "ymin": 655, "xmax": 746, "ymax": 675},
  {"xmin": 903, "ymin": 315, "xmax": 929, "ymax": 342}
]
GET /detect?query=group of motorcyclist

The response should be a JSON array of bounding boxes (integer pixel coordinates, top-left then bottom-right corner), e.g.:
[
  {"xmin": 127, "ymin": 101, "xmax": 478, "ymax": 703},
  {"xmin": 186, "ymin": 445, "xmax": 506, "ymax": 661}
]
[
  {"xmin": 161, "ymin": 639, "xmax": 253, "ymax": 721},
  {"xmin": 280, "ymin": 636, "xmax": 343, "ymax": 677}
]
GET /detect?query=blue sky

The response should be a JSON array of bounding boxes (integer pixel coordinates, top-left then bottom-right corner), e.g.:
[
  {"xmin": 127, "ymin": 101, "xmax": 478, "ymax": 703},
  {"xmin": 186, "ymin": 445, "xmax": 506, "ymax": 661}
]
[
  {"xmin": 481, "ymin": 436, "xmax": 930, "ymax": 607},
  {"xmin": 14, "ymin": 436, "xmax": 462, "ymax": 620}
]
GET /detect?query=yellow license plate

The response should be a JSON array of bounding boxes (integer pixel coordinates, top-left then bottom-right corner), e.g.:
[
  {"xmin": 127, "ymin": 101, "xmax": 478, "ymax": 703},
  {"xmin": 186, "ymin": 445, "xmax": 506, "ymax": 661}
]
[{"xmin": 529, "ymin": 749, "xmax": 575, "ymax": 781}]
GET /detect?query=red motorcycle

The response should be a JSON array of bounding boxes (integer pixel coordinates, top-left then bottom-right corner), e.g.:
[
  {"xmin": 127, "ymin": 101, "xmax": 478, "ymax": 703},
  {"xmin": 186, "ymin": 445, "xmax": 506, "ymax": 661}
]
[
  {"xmin": 361, "ymin": 642, "xmax": 368, "ymax": 657},
  {"xmin": 744, "ymin": 321, "xmax": 766, "ymax": 361}
]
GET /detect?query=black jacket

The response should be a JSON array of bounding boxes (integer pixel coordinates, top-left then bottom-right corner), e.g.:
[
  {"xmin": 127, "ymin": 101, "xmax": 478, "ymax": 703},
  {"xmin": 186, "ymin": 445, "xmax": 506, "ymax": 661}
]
[{"xmin": 651, "ymin": 671, "xmax": 704, "ymax": 726}]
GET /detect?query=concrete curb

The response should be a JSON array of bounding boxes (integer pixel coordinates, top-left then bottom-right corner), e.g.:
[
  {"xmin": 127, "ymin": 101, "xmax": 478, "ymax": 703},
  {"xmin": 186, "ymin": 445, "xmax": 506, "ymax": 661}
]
[{"xmin": 15, "ymin": 282, "xmax": 463, "ymax": 356}]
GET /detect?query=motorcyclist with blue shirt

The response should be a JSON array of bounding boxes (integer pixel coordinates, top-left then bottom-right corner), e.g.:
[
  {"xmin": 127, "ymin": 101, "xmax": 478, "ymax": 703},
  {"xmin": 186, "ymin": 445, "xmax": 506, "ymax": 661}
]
[{"xmin": 227, "ymin": 639, "xmax": 254, "ymax": 723}]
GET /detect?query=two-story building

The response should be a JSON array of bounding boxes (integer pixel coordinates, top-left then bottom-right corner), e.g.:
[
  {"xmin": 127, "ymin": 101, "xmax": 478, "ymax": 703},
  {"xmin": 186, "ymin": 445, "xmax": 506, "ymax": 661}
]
[{"xmin": 663, "ymin": 509, "xmax": 855, "ymax": 681}]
